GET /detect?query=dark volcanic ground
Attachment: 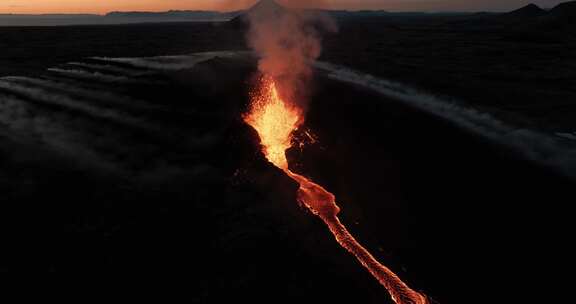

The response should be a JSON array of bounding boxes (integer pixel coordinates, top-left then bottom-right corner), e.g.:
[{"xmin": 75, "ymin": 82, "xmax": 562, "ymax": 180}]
[
  {"xmin": 0, "ymin": 52, "xmax": 573, "ymax": 303},
  {"xmin": 0, "ymin": 15, "xmax": 575, "ymax": 303}
]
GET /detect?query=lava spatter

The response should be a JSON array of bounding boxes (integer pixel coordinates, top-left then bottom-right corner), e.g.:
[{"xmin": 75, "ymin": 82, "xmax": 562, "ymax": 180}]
[{"xmin": 244, "ymin": 76, "xmax": 428, "ymax": 304}]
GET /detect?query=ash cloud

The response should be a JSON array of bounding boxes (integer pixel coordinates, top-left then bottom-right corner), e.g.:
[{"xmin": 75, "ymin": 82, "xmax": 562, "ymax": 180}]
[{"xmin": 246, "ymin": 0, "xmax": 336, "ymax": 109}]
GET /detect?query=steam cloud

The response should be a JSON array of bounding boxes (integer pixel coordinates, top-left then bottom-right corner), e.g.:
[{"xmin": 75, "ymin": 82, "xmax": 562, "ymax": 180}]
[{"xmin": 246, "ymin": 0, "xmax": 336, "ymax": 109}]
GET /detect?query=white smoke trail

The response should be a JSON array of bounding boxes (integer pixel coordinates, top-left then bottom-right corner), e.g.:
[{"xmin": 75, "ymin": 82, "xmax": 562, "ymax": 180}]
[
  {"xmin": 89, "ymin": 50, "xmax": 576, "ymax": 177},
  {"xmin": 2, "ymin": 76, "xmax": 172, "ymax": 114},
  {"xmin": 93, "ymin": 51, "xmax": 247, "ymax": 71},
  {"xmin": 0, "ymin": 80, "xmax": 156, "ymax": 131},
  {"xmin": 0, "ymin": 94, "xmax": 118, "ymax": 172},
  {"xmin": 66, "ymin": 62, "xmax": 147, "ymax": 77},
  {"xmin": 4, "ymin": 50, "xmax": 571, "ymax": 179},
  {"xmin": 0, "ymin": 92, "xmax": 191, "ymax": 176},
  {"xmin": 315, "ymin": 61, "xmax": 576, "ymax": 178},
  {"xmin": 47, "ymin": 68, "xmax": 157, "ymax": 84},
  {"xmin": 556, "ymin": 132, "xmax": 576, "ymax": 141}
]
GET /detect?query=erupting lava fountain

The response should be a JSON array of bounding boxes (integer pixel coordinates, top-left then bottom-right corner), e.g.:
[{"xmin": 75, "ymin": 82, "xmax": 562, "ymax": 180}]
[{"xmin": 244, "ymin": 76, "xmax": 429, "ymax": 304}]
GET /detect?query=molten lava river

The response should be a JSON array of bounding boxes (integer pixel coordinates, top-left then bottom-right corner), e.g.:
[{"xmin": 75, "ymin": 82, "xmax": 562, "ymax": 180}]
[{"xmin": 244, "ymin": 77, "xmax": 428, "ymax": 304}]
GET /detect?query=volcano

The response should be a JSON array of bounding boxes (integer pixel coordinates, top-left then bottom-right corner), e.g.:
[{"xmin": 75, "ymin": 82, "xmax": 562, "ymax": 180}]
[
  {"xmin": 229, "ymin": 0, "xmax": 287, "ymax": 27},
  {"xmin": 247, "ymin": 0, "xmax": 286, "ymax": 15}
]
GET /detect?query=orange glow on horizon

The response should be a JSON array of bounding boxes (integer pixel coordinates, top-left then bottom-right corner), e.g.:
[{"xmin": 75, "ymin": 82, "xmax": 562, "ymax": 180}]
[
  {"xmin": 1, "ymin": 0, "xmax": 562, "ymax": 14},
  {"xmin": 0, "ymin": 0, "xmax": 246, "ymax": 14}
]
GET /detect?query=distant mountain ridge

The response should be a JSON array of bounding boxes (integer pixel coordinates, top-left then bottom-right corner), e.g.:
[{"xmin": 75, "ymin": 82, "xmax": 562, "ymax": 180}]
[
  {"xmin": 105, "ymin": 10, "xmax": 238, "ymax": 19},
  {"xmin": 498, "ymin": 1, "xmax": 576, "ymax": 25},
  {"xmin": 548, "ymin": 1, "xmax": 576, "ymax": 20},
  {"xmin": 0, "ymin": 10, "xmax": 241, "ymax": 26},
  {"xmin": 503, "ymin": 1, "xmax": 576, "ymax": 31},
  {"xmin": 0, "ymin": 13, "xmax": 99, "ymax": 18},
  {"xmin": 540, "ymin": 0, "xmax": 576, "ymax": 29},
  {"xmin": 447, "ymin": 1, "xmax": 576, "ymax": 34},
  {"xmin": 2, "ymin": 1, "xmax": 575, "ymax": 28},
  {"xmin": 502, "ymin": 3, "xmax": 547, "ymax": 18}
]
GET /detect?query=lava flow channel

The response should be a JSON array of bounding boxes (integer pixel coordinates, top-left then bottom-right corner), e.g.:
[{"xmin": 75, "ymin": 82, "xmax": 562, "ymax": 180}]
[{"xmin": 244, "ymin": 77, "xmax": 428, "ymax": 304}]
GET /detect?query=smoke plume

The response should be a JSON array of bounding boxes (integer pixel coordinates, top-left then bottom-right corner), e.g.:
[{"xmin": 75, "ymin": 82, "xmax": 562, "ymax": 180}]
[{"xmin": 246, "ymin": 0, "xmax": 336, "ymax": 109}]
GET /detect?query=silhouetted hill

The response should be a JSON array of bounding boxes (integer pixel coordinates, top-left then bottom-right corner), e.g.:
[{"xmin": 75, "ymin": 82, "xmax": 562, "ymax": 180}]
[
  {"xmin": 229, "ymin": 0, "xmax": 287, "ymax": 28},
  {"xmin": 531, "ymin": 1, "xmax": 576, "ymax": 32},
  {"xmin": 550, "ymin": 0, "xmax": 576, "ymax": 17},
  {"xmin": 493, "ymin": 3, "xmax": 547, "ymax": 25},
  {"xmin": 447, "ymin": 3, "xmax": 549, "ymax": 29},
  {"xmin": 547, "ymin": 1, "xmax": 576, "ymax": 24},
  {"xmin": 503, "ymin": 3, "xmax": 547, "ymax": 19},
  {"xmin": 248, "ymin": 0, "xmax": 286, "ymax": 14}
]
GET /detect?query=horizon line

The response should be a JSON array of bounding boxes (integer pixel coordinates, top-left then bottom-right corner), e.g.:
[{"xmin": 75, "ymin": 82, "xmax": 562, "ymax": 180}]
[{"xmin": 0, "ymin": 8, "xmax": 522, "ymax": 16}]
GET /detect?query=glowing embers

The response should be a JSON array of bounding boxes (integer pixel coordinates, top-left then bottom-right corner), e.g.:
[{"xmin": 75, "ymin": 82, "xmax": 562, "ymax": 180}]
[
  {"xmin": 244, "ymin": 77, "xmax": 302, "ymax": 170},
  {"xmin": 244, "ymin": 76, "xmax": 428, "ymax": 304}
]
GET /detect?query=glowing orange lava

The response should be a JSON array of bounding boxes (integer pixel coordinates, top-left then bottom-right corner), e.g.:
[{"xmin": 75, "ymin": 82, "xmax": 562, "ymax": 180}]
[{"xmin": 244, "ymin": 76, "xmax": 428, "ymax": 304}]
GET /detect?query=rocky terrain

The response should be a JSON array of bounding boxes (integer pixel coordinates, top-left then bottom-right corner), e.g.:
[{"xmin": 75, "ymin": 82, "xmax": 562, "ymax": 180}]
[{"xmin": 1, "ymin": 2, "xmax": 575, "ymax": 303}]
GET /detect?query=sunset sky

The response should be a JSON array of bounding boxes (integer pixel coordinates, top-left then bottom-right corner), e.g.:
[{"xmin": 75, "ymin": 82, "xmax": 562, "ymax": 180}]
[{"xmin": 0, "ymin": 0, "xmax": 567, "ymax": 14}]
